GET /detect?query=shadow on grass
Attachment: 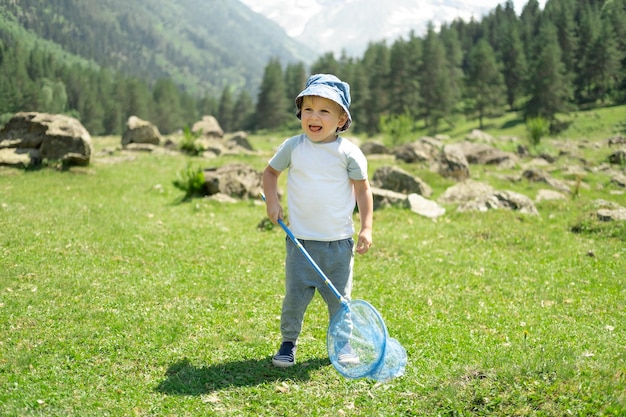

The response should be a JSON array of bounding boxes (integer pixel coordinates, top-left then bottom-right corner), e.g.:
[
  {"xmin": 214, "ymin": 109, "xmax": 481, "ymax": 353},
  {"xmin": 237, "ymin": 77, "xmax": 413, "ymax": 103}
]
[
  {"xmin": 155, "ymin": 356, "xmax": 330, "ymax": 395},
  {"xmin": 501, "ymin": 118, "xmax": 525, "ymax": 129}
]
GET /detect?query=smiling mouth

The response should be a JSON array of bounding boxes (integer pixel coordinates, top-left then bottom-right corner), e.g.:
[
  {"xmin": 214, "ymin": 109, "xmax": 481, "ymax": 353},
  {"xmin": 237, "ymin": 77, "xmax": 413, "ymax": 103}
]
[{"xmin": 309, "ymin": 125, "xmax": 322, "ymax": 132}]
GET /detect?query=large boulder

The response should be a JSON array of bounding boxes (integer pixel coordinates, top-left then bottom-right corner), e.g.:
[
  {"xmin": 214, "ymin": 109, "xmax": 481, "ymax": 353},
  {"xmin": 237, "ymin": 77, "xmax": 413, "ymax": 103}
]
[
  {"xmin": 522, "ymin": 168, "xmax": 572, "ymax": 193},
  {"xmin": 457, "ymin": 190, "xmax": 539, "ymax": 215},
  {"xmin": 592, "ymin": 199, "xmax": 626, "ymax": 222},
  {"xmin": 192, "ymin": 115, "xmax": 224, "ymax": 138},
  {"xmin": 360, "ymin": 140, "xmax": 389, "ymax": 155},
  {"xmin": 392, "ymin": 137, "xmax": 441, "ymax": 163},
  {"xmin": 121, "ymin": 116, "xmax": 162, "ymax": 147},
  {"xmin": 438, "ymin": 144, "xmax": 470, "ymax": 181},
  {"xmin": 371, "ymin": 165, "xmax": 432, "ymax": 197},
  {"xmin": 446, "ymin": 141, "xmax": 518, "ymax": 166},
  {"xmin": 0, "ymin": 112, "xmax": 92, "ymax": 167},
  {"xmin": 203, "ymin": 163, "xmax": 262, "ymax": 199},
  {"xmin": 407, "ymin": 193, "xmax": 446, "ymax": 218},
  {"xmin": 370, "ymin": 187, "xmax": 445, "ymax": 218},
  {"xmin": 608, "ymin": 149, "xmax": 626, "ymax": 165},
  {"xmin": 438, "ymin": 180, "xmax": 495, "ymax": 204}
]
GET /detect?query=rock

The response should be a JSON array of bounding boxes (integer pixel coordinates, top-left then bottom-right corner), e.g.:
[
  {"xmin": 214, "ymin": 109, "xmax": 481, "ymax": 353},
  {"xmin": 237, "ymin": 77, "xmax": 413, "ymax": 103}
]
[
  {"xmin": 610, "ymin": 173, "xmax": 626, "ymax": 188},
  {"xmin": 203, "ymin": 163, "xmax": 262, "ymax": 199},
  {"xmin": 371, "ymin": 165, "xmax": 432, "ymax": 197},
  {"xmin": 392, "ymin": 137, "xmax": 441, "ymax": 163},
  {"xmin": 446, "ymin": 141, "xmax": 518, "ymax": 166},
  {"xmin": 0, "ymin": 148, "xmax": 34, "ymax": 168},
  {"xmin": 192, "ymin": 115, "xmax": 224, "ymax": 138},
  {"xmin": 597, "ymin": 208, "xmax": 626, "ymax": 221},
  {"xmin": 522, "ymin": 168, "xmax": 571, "ymax": 193},
  {"xmin": 371, "ymin": 187, "xmax": 409, "ymax": 210},
  {"xmin": 438, "ymin": 144, "xmax": 470, "ymax": 181},
  {"xmin": 608, "ymin": 149, "xmax": 626, "ymax": 165},
  {"xmin": 457, "ymin": 190, "xmax": 539, "ymax": 215},
  {"xmin": 608, "ymin": 135, "xmax": 626, "ymax": 147},
  {"xmin": 0, "ymin": 112, "xmax": 92, "ymax": 167},
  {"xmin": 438, "ymin": 180, "xmax": 495, "ymax": 204},
  {"xmin": 465, "ymin": 129, "xmax": 495, "ymax": 143},
  {"xmin": 361, "ymin": 141, "xmax": 389, "ymax": 155},
  {"xmin": 226, "ymin": 131, "xmax": 254, "ymax": 151},
  {"xmin": 121, "ymin": 116, "xmax": 162, "ymax": 147},
  {"xmin": 407, "ymin": 193, "xmax": 445, "ymax": 218},
  {"xmin": 535, "ymin": 189, "xmax": 567, "ymax": 202}
]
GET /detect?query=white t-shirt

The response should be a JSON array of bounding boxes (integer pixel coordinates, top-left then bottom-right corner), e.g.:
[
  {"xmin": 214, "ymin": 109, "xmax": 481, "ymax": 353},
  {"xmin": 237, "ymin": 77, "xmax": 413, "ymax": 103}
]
[{"xmin": 269, "ymin": 134, "xmax": 368, "ymax": 241}]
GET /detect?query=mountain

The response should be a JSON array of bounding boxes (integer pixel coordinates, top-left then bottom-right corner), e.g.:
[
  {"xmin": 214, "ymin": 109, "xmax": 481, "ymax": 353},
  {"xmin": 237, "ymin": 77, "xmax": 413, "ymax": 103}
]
[
  {"xmin": 239, "ymin": 0, "xmax": 547, "ymax": 57},
  {"xmin": 0, "ymin": 0, "xmax": 316, "ymax": 97}
]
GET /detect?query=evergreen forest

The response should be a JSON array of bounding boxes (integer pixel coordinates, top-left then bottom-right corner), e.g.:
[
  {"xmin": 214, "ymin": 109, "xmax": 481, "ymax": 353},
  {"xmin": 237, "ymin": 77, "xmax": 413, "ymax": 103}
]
[{"xmin": 1, "ymin": 0, "xmax": 625, "ymax": 137}]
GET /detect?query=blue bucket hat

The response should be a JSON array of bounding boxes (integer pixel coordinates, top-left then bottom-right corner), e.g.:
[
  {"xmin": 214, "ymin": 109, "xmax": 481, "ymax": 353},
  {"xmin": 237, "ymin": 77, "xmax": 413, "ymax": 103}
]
[{"xmin": 295, "ymin": 74, "xmax": 352, "ymax": 132}]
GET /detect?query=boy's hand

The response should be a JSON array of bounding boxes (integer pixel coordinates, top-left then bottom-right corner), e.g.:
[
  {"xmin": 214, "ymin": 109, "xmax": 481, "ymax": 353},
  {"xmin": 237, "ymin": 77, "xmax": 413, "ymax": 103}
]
[
  {"xmin": 266, "ymin": 201, "xmax": 283, "ymax": 225},
  {"xmin": 356, "ymin": 229, "xmax": 372, "ymax": 254}
]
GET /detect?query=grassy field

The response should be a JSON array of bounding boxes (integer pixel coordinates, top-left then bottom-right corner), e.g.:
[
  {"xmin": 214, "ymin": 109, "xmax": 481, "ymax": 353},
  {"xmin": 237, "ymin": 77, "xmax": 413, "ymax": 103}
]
[{"xmin": 1, "ymin": 106, "xmax": 625, "ymax": 416}]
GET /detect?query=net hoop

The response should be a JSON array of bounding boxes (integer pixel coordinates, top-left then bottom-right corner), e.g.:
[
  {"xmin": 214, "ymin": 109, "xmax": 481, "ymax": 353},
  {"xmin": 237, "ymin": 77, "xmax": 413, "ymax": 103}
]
[{"xmin": 327, "ymin": 300, "xmax": 389, "ymax": 379}]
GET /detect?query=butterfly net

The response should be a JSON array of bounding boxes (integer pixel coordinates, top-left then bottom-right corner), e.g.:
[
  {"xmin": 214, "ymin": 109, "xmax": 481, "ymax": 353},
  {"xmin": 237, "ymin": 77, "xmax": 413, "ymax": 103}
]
[{"xmin": 327, "ymin": 300, "xmax": 407, "ymax": 381}]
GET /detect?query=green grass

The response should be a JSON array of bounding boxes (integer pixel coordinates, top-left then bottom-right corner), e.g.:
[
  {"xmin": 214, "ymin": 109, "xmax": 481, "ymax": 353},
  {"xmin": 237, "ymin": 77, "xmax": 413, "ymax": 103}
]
[
  {"xmin": 403, "ymin": 103, "xmax": 626, "ymax": 146},
  {"xmin": 1, "ymin": 109, "xmax": 625, "ymax": 415}
]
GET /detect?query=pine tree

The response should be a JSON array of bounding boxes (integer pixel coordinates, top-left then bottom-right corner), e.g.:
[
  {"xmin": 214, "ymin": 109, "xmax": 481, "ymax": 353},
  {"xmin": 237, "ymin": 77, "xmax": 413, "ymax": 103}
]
[
  {"xmin": 419, "ymin": 24, "xmax": 454, "ymax": 133},
  {"xmin": 440, "ymin": 25, "xmax": 464, "ymax": 125},
  {"xmin": 465, "ymin": 39, "xmax": 506, "ymax": 129},
  {"xmin": 310, "ymin": 52, "xmax": 340, "ymax": 75},
  {"xmin": 217, "ymin": 86, "xmax": 234, "ymax": 133},
  {"xmin": 388, "ymin": 39, "xmax": 418, "ymax": 117},
  {"xmin": 197, "ymin": 96, "xmax": 218, "ymax": 119},
  {"xmin": 601, "ymin": 0, "xmax": 626, "ymax": 102},
  {"xmin": 544, "ymin": 0, "xmax": 578, "ymax": 85},
  {"xmin": 574, "ymin": 2, "xmax": 602, "ymax": 103},
  {"xmin": 231, "ymin": 89, "xmax": 255, "ymax": 131},
  {"xmin": 519, "ymin": 0, "xmax": 543, "ymax": 64},
  {"xmin": 361, "ymin": 41, "xmax": 390, "ymax": 135},
  {"xmin": 524, "ymin": 21, "xmax": 571, "ymax": 122},
  {"xmin": 255, "ymin": 58, "xmax": 289, "ymax": 130},
  {"xmin": 152, "ymin": 78, "xmax": 183, "ymax": 134},
  {"xmin": 284, "ymin": 62, "xmax": 306, "ymax": 108},
  {"xmin": 119, "ymin": 77, "xmax": 153, "ymax": 122},
  {"xmin": 586, "ymin": 19, "xmax": 622, "ymax": 103},
  {"xmin": 345, "ymin": 62, "xmax": 370, "ymax": 134},
  {"xmin": 491, "ymin": 1, "xmax": 528, "ymax": 110}
]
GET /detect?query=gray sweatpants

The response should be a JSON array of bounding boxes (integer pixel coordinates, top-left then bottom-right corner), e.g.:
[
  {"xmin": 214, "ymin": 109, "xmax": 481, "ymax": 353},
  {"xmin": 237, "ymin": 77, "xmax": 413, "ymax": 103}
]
[{"xmin": 280, "ymin": 237, "xmax": 354, "ymax": 343}]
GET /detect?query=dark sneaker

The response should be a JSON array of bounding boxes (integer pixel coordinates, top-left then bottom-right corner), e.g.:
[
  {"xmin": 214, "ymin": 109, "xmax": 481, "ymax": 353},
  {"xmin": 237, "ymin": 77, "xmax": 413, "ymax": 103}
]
[
  {"xmin": 272, "ymin": 341, "xmax": 296, "ymax": 367},
  {"xmin": 337, "ymin": 343, "xmax": 360, "ymax": 366}
]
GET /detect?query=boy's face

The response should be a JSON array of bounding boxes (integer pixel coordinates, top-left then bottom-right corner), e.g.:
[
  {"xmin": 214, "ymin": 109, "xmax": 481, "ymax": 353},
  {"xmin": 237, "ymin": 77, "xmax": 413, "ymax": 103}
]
[{"xmin": 300, "ymin": 96, "xmax": 349, "ymax": 143}]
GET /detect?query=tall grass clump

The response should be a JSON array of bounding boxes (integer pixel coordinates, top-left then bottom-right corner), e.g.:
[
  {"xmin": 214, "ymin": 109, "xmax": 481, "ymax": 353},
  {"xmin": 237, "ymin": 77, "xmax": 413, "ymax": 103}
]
[
  {"xmin": 172, "ymin": 163, "xmax": 205, "ymax": 200},
  {"xmin": 179, "ymin": 126, "xmax": 203, "ymax": 156},
  {"xmin": 526, "ymin": 116, "xmax": 549, "ymax": 150}
]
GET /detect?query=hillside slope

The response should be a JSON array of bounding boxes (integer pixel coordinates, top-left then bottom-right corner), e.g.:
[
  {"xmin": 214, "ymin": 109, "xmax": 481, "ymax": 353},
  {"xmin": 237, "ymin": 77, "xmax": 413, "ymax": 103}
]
[{"xmin": 0, "ymin": 0, "xmax": 315, "ymax": 96}]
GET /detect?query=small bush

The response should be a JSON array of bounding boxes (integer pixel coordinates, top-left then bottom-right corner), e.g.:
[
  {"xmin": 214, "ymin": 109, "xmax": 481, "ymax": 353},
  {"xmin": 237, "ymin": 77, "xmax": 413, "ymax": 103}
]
[
  {"xmin": 179, "ymin": 126, "xmax": 203, "ymax": 156},
  {"xmin": 379, "ymin": 112, "xmax": 414, "ymax": 147},
  {"xmin": 172, "ymin": 163, "xmax": 205, "ymax": 200},
  {"xmin": 526, "ymin": 116, "xmax": 549, "ymax": 150}
]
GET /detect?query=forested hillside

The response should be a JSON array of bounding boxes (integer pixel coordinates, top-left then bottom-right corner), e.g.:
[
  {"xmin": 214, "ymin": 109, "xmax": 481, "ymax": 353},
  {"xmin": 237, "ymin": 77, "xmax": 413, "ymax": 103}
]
[
  {"xmin": 0, "ymin": 0, "xmax": 312, "ymax": 96},
  {"xmin": 1, "ymin": 0, "xmax": 625, "ymax": 138},
  {"xmin": 289, "ymin": 0, "xmax": 626, "ymax": 137}
]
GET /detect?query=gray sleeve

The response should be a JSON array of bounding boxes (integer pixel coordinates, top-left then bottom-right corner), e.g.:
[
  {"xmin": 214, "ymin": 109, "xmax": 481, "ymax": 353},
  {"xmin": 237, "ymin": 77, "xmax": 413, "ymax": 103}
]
[{"xmin": 268, "ymin": 136, "xmax": 299, "ymax": 172}]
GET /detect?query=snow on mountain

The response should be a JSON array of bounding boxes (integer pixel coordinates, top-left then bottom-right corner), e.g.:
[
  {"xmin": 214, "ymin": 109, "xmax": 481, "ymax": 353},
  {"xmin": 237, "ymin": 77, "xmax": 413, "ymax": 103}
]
[{"xmin": 239, "ymin": 0, "xmax": 545, "ymax": 57}]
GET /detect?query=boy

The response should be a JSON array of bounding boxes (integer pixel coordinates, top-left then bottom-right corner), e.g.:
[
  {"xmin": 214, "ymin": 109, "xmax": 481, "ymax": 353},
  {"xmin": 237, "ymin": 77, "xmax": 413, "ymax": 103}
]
[{"xmin": 262, "ymin": 74, "xmax": 373, "ymax": 367}]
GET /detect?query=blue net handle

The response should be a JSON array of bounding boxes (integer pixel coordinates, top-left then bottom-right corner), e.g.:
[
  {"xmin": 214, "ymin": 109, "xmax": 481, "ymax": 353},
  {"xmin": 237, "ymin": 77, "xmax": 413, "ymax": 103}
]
[{"xmin": 261, "ymin": 193, "xmax": 347, "ymax": 306}]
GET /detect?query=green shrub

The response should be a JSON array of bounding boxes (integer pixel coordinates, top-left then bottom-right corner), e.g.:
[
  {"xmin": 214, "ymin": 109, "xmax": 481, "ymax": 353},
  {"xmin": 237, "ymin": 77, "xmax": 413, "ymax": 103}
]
[
  {"xmin": 179, "ymin": 126, "xmax": 203, "ymax": 156},
  {"xmin": 379, "ymin": 112, "xmax": 414, "ymax": 146},
  {"xmin": 172, "ymin": 163, "xmax": 205, "ymax": 200},
  {"xmin": 526, "ymin": 116, "xmax": 549, "ymax": 150}
]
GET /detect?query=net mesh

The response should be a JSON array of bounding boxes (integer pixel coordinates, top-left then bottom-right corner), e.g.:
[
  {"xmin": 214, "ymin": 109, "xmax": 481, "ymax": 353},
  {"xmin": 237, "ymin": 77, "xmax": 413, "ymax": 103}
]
[{"xmin": 327, "ymin": 300, "xmax": 407, "ymax": 381}]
